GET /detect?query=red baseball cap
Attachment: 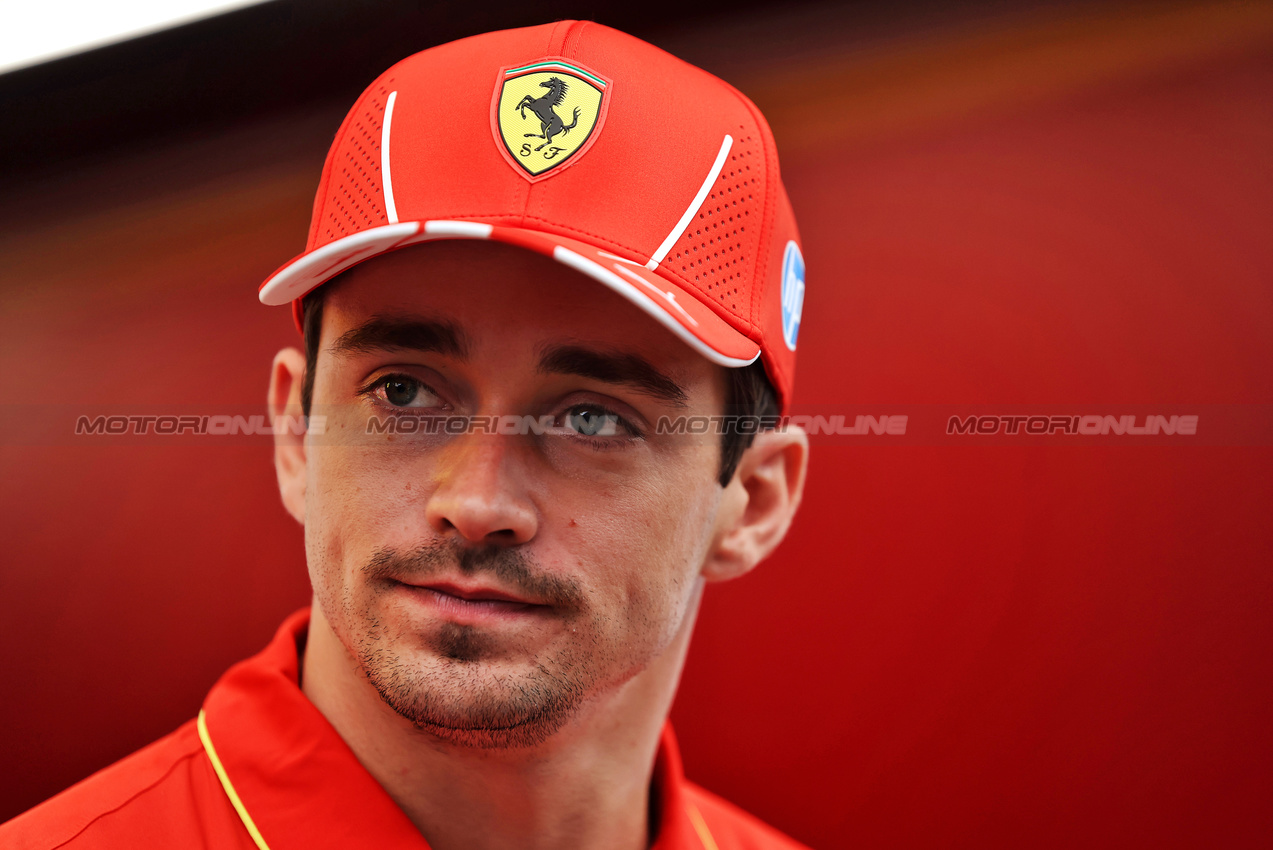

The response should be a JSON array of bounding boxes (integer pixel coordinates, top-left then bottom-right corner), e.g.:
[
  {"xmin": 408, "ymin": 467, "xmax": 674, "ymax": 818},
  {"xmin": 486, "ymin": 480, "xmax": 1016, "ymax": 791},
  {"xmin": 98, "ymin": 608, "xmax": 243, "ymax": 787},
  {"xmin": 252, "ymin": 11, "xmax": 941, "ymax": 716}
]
[{"xmin": 259, "ymin": 20, "xmax": 804, "ymax": 411}]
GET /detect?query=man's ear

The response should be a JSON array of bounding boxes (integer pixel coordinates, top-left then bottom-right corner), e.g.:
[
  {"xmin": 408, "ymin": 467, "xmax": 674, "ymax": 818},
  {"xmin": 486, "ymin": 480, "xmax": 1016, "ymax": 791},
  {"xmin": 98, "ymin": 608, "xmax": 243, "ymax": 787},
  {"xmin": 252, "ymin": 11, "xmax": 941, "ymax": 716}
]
[
  {"xmin": 703, "ymin": 426, "xmax": 809, "ymax": 582},
  {"xmin": 268, "ymin": 347, "xmax": 308, "ymax": 524}
]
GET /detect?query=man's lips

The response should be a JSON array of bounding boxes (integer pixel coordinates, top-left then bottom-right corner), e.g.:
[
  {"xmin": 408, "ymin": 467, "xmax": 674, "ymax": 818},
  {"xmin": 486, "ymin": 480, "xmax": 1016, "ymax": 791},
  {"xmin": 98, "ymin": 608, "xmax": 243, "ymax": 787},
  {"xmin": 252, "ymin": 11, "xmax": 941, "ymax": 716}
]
[
  {"xmin": 390, "ymin": 578, "xmax": 549, "ymax": 620},
  {"xmin": 412, "ymin": 581, "xmax": 537, "ymax": 606}
]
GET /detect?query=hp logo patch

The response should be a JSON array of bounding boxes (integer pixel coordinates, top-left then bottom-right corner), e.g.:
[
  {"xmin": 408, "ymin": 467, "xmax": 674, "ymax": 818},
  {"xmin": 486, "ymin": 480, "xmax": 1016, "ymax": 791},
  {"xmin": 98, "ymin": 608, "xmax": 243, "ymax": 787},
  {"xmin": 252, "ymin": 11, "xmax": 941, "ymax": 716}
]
[{"xmin": 780, "ymin": 241, "xmax": 805, "ymax": 351}]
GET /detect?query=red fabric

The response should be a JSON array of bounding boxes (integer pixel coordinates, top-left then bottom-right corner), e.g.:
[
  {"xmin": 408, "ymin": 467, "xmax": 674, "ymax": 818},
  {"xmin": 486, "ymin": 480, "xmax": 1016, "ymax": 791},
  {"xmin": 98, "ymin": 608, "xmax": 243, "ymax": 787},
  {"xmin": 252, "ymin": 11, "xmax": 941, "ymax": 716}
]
[{"xmin": 0, "ymin": 609, "xmax": 807, "ymax": 850}]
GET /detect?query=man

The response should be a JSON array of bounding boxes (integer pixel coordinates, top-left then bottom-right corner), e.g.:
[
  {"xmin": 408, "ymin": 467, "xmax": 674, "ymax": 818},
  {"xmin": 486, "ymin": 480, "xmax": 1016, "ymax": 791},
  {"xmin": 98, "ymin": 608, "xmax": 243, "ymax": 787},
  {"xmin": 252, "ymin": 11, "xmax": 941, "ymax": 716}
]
[{"xmin": 2, "ymin": 20, "xmax": 809, "ymax": 849}]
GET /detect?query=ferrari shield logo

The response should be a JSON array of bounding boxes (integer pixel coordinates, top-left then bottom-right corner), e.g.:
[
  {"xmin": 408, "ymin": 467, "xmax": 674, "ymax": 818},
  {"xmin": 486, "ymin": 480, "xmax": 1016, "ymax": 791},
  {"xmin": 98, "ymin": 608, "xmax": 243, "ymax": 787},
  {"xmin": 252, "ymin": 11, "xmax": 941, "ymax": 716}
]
[{"xmin": 494, "ymin": 59, "xmax": 610, "ymax": 180}]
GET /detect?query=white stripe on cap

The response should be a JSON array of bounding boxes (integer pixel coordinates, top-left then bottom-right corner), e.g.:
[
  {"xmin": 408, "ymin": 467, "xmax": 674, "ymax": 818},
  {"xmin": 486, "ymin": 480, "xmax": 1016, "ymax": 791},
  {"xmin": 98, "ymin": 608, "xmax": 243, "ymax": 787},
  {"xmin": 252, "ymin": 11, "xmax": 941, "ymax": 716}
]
[
  {"xmin": 645, "ymin": 135, "xmax": 733, "ymax": 271},
  {"xmin": 425, "ymin": 220, "xmax": 494, "ymax": 238},
  {"xmin": 258, "ymin": 222, "xmax": 423, "ymax": 305},
  {"xmin": 554, "ymin": 246, "xmax": 758, "ymax": 368},
  {"xmin": 382, "ymin": 91, "xmax": 400, "ymax": 224}
]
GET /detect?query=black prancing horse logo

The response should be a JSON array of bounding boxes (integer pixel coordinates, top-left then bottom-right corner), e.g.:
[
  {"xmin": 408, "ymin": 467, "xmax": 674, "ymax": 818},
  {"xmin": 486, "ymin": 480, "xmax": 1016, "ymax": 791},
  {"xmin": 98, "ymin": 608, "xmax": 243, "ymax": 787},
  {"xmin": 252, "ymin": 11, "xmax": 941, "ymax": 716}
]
[{"xmin": 515, "ymin": 77, "xmax": 581, "ymax": 151}]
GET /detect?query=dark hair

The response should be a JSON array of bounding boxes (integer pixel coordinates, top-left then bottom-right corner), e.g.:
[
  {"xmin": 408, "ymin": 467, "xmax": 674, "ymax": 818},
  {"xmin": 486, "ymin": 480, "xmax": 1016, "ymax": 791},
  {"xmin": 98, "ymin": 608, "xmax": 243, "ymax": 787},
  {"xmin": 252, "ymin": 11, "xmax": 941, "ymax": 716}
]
[{"xmin": 300, "ymin": 287, "xmax": 777, "ymax": 486}]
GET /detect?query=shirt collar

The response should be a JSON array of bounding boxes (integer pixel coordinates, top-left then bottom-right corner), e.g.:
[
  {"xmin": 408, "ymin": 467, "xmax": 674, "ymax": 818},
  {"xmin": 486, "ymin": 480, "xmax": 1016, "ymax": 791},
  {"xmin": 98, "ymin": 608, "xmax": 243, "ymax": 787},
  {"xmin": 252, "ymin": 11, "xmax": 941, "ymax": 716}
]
[{"xmin": 200, "ymin": 608, "xmax": 710, "ymax": 849}]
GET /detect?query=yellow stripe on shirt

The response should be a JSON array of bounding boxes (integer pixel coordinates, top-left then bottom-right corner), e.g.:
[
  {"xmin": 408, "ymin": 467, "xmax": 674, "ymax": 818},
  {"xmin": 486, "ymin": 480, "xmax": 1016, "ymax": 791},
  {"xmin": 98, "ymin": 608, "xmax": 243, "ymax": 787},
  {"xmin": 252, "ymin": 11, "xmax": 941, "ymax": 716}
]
[
  {"xmin": 197, "ymin": 709, "xmax": 272, "ymax": 850},
  {"xmin": 687, "ymin": 803, "xmax": 721, "ymax": 850}
]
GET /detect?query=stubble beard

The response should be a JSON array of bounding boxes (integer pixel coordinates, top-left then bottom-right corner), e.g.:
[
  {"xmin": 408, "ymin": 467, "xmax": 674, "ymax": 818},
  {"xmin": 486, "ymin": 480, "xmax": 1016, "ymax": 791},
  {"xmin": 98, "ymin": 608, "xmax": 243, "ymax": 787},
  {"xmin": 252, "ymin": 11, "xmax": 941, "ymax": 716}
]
[{"xmin": 343, "ymin": 543, "xmax": 613, "ymax": 749}]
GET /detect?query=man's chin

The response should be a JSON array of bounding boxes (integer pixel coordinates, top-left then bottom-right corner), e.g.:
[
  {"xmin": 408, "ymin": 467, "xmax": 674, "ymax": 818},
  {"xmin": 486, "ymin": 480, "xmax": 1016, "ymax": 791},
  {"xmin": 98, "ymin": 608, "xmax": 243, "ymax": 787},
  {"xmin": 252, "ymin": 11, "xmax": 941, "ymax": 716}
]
[
  {"xmin": 406, "ymin": 713, "xmax": 570, "ymax": 750},
  {"xmin": 357, "ymin": 645, "xmax": 588, "ymax": 750}
]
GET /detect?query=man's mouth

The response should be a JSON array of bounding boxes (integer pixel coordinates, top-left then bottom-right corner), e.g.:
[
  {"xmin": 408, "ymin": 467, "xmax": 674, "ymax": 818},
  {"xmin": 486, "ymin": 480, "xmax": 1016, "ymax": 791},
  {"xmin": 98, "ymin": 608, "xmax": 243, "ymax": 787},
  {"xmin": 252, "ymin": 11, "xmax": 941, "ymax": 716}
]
[
  {"xmin": 393, "ymin": 579, "xmax": 545, "ymax": 620},
  {"xmin": 425, "ymin": 581, "xmax": 534, "ymax": 603}
]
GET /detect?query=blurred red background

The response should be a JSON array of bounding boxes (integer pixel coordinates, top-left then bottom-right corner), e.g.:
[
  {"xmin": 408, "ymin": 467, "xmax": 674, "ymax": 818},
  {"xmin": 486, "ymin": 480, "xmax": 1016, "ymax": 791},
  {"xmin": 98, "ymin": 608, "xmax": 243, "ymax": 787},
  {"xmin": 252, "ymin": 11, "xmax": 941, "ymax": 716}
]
[{"xmin": 2, "ymin": 2, "xmax": 1271, "ymax": 847}]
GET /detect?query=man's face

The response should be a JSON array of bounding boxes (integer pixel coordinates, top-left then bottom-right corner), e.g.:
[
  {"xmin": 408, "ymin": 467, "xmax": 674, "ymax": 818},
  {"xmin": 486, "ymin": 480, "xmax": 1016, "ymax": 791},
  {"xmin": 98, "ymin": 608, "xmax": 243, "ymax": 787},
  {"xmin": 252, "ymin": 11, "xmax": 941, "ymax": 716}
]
[{"xmin": 303, "ymin": 241, "xmax": 731, "ymax": 747}]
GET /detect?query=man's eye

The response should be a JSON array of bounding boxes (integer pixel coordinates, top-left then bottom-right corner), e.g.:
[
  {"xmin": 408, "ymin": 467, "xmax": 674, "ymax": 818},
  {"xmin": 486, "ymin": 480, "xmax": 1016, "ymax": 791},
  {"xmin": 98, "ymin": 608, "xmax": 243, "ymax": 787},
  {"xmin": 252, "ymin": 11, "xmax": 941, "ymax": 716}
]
[
  {"xmin": 384, "ymin": 378, "xmax": 417, "ymax": 406},
  {"xmin": 564, "ymin": 407, "xmax": 623, "ymax": 437},
  {"xmin": 371, "ymin": 376, "xmax": 442, "ymax": 409}
]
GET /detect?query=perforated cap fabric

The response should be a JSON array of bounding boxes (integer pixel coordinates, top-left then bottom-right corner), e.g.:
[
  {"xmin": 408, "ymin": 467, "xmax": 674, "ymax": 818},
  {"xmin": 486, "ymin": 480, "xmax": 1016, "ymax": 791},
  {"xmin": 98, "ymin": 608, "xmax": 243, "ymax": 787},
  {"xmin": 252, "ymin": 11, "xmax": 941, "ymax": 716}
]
[{"xmin": 259, "ymin": 20, "xmax": 804, "ymax": 412}]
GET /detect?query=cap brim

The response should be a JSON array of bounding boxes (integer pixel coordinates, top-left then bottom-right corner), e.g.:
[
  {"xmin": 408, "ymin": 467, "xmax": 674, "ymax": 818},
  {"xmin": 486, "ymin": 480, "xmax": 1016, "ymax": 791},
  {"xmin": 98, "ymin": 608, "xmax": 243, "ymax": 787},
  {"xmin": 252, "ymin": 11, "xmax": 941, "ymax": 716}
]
[{"xmin": 258, "ymin": 220, "xmax": 761, "ymax": 368}]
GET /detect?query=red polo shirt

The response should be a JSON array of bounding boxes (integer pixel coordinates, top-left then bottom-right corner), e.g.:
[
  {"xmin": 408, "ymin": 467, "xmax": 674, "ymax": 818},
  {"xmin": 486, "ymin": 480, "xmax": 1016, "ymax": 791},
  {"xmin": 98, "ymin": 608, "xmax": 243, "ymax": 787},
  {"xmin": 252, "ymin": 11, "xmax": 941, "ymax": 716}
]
[{"xmin": 1, "ymin": 610, "xmax": 808, "ymax": 849}]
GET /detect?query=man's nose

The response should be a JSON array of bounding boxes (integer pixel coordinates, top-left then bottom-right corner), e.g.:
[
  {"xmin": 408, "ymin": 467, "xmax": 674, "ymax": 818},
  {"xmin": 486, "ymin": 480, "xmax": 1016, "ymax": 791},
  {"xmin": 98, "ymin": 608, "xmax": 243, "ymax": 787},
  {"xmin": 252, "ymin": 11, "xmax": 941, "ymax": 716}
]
[{"xmin": 424, "ymin": 434, "xmax": 538, "ymax": 546}]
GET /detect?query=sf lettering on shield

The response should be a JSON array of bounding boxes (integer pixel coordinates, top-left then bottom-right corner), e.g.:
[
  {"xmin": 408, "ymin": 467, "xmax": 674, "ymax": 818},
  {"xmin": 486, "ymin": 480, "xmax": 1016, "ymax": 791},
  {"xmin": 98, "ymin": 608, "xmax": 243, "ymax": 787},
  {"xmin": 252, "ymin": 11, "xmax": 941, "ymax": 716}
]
[{"xmin": 519, "ymin": 143, "xmax": 567, "ymax": 160}]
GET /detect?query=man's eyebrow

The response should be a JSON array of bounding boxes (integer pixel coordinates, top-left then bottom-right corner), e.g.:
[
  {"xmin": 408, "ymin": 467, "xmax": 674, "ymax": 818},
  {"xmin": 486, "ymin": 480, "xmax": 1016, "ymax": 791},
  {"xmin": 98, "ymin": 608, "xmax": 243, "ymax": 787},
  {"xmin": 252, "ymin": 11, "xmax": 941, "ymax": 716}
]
[
  {"xmin": 537, "ymin": 345, "xmax": 688, "ymax": 407},
  {"xmin": 329, "ymin": 317, "xmax": 469, "ymax": 359}
]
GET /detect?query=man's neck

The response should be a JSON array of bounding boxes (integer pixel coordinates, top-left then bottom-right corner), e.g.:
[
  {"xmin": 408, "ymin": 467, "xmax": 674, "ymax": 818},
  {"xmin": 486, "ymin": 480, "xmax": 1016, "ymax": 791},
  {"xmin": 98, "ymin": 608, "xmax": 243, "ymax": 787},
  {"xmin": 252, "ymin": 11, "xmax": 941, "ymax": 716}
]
[{"xmin": 300, "ymin": 594, "xmax": 701, "ymax": 850}]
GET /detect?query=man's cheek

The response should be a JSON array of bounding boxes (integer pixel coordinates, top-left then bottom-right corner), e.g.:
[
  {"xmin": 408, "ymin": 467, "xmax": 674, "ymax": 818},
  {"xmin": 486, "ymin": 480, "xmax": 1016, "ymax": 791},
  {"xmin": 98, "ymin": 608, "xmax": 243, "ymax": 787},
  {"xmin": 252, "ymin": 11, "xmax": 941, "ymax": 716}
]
[{"xmin": 313, "ymin": 457, "xmax": 405, "ymax": 537}]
